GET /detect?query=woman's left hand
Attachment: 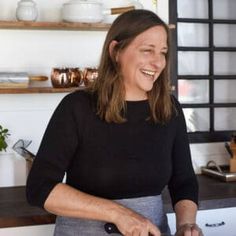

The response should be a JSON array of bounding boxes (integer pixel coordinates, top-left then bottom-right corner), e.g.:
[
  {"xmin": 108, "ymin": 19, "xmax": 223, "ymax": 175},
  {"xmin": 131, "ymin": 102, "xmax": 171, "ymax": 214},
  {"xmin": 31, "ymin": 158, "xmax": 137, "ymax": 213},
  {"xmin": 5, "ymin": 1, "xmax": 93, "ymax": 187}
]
[{"xmin": 175, "ymin": 223, "xmax": 203, "ymax": 236}]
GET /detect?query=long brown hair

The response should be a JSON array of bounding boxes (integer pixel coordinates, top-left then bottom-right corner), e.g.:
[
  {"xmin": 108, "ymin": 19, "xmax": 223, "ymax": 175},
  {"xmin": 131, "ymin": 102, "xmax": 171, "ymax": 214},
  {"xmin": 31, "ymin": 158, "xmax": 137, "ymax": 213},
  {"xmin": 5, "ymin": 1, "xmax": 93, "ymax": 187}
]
[{"xmin": 88, "ymin": 9, "xmax": 173, "ymax": 124}]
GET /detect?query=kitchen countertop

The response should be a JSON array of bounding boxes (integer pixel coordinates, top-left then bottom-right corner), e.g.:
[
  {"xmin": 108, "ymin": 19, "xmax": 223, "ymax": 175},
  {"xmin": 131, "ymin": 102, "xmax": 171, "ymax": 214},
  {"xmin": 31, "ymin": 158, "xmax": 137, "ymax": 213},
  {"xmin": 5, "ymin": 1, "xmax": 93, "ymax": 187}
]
[
  {"xmin": 0, "ymin": 175, "xmax": 236, "ymax": 228},
  {"xmin": 163, "ymin": 175, "xmax": 236, "ymax": 213}
]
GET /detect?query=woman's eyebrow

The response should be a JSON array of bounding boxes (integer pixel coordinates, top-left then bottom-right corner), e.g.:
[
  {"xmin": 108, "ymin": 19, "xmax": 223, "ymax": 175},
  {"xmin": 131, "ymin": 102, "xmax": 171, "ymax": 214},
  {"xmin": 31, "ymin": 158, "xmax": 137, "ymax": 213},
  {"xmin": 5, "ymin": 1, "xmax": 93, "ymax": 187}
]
[{"xmin": 142, "ymin": 44, "xmax": 168, "ymax": 49}]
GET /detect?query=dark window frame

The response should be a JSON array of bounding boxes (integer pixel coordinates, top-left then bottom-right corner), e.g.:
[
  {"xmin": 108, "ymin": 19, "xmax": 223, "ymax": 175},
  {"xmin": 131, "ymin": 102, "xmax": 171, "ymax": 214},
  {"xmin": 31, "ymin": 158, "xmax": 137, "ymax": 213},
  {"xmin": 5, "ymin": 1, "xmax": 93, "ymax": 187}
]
[{"xmin": 169, "ymin": 0, "xmax": 236, "ymax": 143}]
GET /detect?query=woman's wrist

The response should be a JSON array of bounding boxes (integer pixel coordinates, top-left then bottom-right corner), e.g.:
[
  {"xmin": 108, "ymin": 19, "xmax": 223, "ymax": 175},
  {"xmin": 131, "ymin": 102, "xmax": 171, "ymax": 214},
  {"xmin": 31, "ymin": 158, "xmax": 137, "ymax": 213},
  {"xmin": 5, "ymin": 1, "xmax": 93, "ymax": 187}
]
[
  {"xmin": 177, "ymin": 222, "xmax": 196, "ymax": 231},
  {"xmin": 107, "ymin": 202, "xmax": 127, "ymax": 223}
]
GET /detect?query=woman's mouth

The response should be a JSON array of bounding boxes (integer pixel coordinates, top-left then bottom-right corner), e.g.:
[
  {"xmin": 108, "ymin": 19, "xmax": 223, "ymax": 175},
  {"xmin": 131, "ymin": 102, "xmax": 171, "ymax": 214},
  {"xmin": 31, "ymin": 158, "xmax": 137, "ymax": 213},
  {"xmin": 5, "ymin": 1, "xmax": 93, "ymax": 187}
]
[{"xmin": 140, "ymin": 69, "xmax": 156, "ymax": 80}]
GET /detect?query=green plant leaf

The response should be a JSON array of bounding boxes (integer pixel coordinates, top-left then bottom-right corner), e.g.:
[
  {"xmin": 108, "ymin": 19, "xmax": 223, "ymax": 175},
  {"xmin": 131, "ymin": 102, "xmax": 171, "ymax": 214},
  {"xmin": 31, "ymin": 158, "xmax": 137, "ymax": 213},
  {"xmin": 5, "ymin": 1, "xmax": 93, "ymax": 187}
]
[
  {"xmin": 0, "ymin": 125, "xmax": 10, "ymax": 151},
  {"xmin": 0, "ymin": 138, "xmax": 7, "ymax": 152}
]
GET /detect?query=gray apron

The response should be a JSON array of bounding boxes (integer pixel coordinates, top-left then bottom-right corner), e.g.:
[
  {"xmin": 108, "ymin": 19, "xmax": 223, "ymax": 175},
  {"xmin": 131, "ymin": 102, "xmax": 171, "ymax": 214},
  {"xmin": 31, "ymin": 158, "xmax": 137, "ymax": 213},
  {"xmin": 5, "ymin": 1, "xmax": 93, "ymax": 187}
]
[{"xmin": 54, "ymin": 195, "xmax": 171, "ymax": 236}]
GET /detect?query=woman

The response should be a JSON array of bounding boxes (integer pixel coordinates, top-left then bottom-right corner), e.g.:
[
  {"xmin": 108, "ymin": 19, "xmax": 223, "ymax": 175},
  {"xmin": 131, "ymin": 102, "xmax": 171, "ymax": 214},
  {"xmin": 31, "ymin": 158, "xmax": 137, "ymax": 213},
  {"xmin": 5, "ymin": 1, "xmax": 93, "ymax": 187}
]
[{"xmin": 26, "ymin": 9, "xmax": 203, "ymax": 236}]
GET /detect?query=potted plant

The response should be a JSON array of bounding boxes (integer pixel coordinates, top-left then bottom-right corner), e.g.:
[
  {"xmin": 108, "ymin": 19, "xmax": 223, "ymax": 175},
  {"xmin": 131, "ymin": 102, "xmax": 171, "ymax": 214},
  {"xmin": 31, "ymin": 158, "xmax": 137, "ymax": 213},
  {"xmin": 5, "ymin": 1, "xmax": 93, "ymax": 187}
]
[{"xmin": 0, "ymin": 125, "xmax": 10, "ymax": 152}]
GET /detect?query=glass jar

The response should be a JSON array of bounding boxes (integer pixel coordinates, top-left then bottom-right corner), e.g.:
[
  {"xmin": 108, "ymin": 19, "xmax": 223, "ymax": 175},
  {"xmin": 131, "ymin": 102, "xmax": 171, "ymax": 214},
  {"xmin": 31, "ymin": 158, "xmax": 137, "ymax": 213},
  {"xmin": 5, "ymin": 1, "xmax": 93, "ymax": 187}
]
[{"xmin": 16, "ymin": 0, "xmax": 38, "ymax": 22}]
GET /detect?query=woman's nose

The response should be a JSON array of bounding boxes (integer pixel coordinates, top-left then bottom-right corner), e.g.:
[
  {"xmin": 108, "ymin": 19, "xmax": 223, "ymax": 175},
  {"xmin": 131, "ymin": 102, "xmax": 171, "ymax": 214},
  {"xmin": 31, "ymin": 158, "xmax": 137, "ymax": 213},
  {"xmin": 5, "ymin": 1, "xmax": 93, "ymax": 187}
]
[{"xmin": 151, "ymin": 54, "xmax": 166, "ymax": 69}]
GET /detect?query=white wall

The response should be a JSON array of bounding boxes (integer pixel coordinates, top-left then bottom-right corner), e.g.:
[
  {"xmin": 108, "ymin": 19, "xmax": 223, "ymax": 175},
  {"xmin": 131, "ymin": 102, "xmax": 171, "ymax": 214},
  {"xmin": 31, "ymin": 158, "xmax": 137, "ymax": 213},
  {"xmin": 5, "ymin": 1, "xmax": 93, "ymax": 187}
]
[{"xmin": 0, "ymin": 0, "xmax": 229, "ymax": 175}]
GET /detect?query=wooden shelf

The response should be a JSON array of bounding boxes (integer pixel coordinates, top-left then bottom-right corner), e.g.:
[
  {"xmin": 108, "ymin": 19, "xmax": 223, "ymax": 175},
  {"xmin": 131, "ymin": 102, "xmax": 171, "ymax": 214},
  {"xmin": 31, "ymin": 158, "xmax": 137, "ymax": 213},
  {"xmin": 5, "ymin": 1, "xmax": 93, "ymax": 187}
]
[
  {"xmin": 0, "ymin": 21, "xmax": 175, "ymax": 31},
  {"xmin": 0, "ymin": 86, "xmax": 83, "ymax": 94},
  {"xmin": 0, "ymin": 20, "xmax": 175, "ymax": 95},
  {"xmin": 0, "ymin": 20, "xmax": 111, "ymax": 31}
]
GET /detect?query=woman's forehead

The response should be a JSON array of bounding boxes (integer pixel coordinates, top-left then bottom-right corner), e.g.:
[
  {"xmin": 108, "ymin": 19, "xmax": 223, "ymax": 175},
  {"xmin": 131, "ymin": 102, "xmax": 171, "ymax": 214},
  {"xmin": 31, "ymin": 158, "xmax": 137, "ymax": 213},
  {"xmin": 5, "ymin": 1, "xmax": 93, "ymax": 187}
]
[{"xmin": 130, "ymin": 26, "xmax": 168, "ymax": 48}]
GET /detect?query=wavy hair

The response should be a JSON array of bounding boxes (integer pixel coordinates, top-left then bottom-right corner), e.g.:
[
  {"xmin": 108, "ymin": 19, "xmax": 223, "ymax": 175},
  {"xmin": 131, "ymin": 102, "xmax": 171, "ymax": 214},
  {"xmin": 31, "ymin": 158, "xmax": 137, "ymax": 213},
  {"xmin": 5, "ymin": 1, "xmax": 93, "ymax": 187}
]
[{"xmin": 88, "ymin": 9, "xmax": 173, "ymax": 124}]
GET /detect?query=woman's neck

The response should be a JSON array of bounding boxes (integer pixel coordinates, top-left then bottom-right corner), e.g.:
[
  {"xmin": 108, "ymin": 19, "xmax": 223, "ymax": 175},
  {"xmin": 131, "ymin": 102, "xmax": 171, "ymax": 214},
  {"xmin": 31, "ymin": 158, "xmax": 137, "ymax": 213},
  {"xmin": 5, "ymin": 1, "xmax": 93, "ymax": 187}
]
[{"xmin": 125, "ymin": 92, "xmax": 147, "ymax": 101}]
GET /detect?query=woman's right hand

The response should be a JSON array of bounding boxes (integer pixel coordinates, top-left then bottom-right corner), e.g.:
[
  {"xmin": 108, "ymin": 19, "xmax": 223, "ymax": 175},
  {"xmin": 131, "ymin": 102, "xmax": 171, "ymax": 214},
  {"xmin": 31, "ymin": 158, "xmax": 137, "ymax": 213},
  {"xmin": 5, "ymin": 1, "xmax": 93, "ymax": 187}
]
[{"xmin": 112, "ymin": 206, "xmax": 161, "ymax": 236}]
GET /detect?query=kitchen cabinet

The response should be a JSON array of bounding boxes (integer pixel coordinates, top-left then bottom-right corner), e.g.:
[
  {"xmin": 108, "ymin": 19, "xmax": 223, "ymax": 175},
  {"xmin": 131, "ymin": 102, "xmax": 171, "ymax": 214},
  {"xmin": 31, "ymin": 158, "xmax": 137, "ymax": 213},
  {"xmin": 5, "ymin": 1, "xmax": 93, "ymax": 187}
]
[
  {"xmin": 167, "ymin": 207, "xmax": 236, "ymax": 236},
  {"xmin": 0, "ymin": 224, "xmax": 55, "ymax": 236}
]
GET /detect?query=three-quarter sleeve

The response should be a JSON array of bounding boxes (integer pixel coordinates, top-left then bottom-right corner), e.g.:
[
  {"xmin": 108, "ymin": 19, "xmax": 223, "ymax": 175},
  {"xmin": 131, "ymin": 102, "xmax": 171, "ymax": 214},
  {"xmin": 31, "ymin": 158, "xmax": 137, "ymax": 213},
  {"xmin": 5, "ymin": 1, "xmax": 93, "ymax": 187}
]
[
  {"xmin": 26, "ymin": 94, "xmax": 79, "ymax": 208},
  {"xmin": 168, "ymin": 98, "xmax": 199, "ymax": 208}
]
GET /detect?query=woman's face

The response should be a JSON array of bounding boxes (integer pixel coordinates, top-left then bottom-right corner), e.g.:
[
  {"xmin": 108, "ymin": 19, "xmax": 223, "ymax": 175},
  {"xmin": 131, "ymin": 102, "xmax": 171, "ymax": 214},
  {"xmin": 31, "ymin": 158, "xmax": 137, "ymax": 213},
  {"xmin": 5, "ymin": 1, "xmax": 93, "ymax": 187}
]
[{"xmin": 117, "ymin": 25, "xmax": 168, "ymax": 100}]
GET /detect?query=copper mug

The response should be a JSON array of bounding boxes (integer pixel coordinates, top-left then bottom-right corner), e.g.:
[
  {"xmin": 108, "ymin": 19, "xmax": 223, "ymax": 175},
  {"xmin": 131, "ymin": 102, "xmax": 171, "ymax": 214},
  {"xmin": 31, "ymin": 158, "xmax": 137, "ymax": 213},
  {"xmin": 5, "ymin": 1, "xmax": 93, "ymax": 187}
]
[
  {"xmin": 83, "ymin": 68, "xmax": 98, "ymax": 87},
  {"xmin": 51, "ymin": 67, "xmax": 83, "ymax": 88}
]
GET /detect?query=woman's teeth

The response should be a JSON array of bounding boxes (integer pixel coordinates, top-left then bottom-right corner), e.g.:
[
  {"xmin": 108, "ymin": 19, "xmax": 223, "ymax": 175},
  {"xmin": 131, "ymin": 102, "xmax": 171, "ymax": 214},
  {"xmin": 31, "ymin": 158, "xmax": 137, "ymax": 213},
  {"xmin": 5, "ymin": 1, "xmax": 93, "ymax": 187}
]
[{"xmin": 141, "ymin": 69, "xmax": 155, "ymax": 78}]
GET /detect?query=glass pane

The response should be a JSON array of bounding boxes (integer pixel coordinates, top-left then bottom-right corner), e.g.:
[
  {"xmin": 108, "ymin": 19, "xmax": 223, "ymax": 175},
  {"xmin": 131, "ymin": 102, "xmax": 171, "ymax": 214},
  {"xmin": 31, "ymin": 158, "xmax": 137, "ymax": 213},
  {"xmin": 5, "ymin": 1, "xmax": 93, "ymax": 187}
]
[
  {"xmin": 178, "ymin": 23, "xmax": 209, "ymax": 47},
  {"xmin": 178, "ymin": 80, "xmax": 209, "ymax": 103},
  {"xmin": 183, "ymin": 108, "xmax": 210, "ymax": 132},
  {"xmin": 214, "ymin": 52, "xmax": 236, "ymax": 75},
  {"xmin": 214, "ymin": 24, "xmax": 236, "ymax": 47},
  {"xmin": 178, "ymin": 51, "xmax": 209, "ymax": 75},
  {"xmin": 215, "ymin": 108, "xmax": 236, "ymax": 130},
  {"xmin": 213, "ymin": 0, "xmax": 236, "ymax": 20},
  {"xmin": 214, "ymin": 80, "xmax": 236, "ymax": 103},
  {"xmin": 177, "ymin": 0, "xmax": 208, "ymax": 18}
]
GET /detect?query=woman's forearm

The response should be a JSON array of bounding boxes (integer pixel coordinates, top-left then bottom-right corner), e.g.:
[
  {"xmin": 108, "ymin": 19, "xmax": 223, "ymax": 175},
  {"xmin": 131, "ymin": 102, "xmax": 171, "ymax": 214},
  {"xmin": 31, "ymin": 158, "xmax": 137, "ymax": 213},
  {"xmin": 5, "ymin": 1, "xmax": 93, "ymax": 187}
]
[
  {"xmin": 44, "ymin": 183, "xmax": 122, "ymax": 223},
  {"xmin": 174, "ymin": 199, "xmax": 198, "ymax": 229},
  {"xmin": 44, "ymin": 183, "xmax": 161, "ymax": 235}
]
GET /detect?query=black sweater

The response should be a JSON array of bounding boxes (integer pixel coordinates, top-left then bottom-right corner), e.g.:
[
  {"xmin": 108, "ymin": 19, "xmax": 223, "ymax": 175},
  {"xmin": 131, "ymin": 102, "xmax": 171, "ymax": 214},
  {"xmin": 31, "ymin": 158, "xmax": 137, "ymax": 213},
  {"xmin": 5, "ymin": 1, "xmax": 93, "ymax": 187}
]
[{"xmin": 26, "ymin": 90, "xmax": 198, "ymax": 208}]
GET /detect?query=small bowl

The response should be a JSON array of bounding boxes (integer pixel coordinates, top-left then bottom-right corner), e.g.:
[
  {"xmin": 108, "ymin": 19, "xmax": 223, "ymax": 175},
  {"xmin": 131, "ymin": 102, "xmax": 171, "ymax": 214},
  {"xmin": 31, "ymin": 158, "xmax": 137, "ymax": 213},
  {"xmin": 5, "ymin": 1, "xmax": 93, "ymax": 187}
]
[{"xmin": 62, "ymin": 0, "xmax": 103, "ymax": 23}]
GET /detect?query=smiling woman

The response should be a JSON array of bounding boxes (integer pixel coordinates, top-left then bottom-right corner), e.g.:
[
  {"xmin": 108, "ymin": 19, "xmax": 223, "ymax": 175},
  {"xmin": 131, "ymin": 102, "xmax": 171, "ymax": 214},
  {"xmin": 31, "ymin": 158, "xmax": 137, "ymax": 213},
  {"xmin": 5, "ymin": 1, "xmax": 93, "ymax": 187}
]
[
  {"xmin": 90, "ymin": 9, "xmax": 172, "ymax": 124},
  {"xmin": 114, "ymin": 25, "xmax": 168, "ymax": 100},
  {"xmin": 26, "ymin": 9, "xmax": 201, "ymax": 236}
]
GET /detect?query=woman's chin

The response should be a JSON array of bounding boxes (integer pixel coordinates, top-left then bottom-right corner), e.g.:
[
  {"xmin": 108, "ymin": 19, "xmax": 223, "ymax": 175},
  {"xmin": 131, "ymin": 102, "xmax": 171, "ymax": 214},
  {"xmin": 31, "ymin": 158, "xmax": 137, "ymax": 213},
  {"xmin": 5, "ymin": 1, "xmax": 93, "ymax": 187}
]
[{"xmin": 142, "ymin": 84, "xmax": 154, "ymax": 92}]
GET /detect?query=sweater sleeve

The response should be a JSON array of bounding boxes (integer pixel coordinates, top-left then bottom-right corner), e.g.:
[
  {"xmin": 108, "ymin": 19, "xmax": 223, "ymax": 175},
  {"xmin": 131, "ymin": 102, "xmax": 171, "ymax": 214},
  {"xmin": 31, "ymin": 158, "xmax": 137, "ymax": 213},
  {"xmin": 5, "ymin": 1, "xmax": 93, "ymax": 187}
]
[
  {"xmin": 168, "ymin": 97, "xmax": 199, "ymax": 208},
  {"xmin": 26, "ymin": 93, "xmax": 79, "ymax": 208}
]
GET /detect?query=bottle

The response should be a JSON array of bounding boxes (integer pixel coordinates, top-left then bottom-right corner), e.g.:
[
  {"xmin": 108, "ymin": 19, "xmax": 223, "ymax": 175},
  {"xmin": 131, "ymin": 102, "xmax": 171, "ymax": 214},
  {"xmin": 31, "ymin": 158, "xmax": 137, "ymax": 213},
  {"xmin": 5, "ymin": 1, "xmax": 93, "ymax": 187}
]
[{"xmin": 16, "ymin": 0, "xmax": 38, "ymax": 22}]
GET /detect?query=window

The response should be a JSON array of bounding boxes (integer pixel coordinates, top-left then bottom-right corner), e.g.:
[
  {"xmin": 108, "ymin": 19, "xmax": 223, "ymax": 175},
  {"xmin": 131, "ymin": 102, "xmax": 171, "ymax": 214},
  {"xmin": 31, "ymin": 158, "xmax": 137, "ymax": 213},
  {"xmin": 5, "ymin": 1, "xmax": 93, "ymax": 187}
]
[{"xmin": 169, "ymin": 0, "xmax": 236, "ymax": 143}]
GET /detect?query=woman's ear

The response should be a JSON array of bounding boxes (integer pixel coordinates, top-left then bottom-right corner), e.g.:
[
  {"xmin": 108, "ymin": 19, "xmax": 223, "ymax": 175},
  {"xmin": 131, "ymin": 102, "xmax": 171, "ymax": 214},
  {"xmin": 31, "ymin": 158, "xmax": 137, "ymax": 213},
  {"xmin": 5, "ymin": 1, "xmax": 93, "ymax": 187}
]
[{"xmin": 109, "ymin": 40, "xmax": 119, "ymax": 62}]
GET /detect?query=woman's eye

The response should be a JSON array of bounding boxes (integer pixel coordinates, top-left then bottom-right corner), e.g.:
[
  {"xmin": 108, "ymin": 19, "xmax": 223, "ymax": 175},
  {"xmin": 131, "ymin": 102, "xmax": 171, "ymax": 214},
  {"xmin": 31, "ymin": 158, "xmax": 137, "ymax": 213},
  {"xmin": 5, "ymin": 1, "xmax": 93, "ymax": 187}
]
[{"xmin": 141, "ymin": 49, "xmax": 152, "ymax": 53}]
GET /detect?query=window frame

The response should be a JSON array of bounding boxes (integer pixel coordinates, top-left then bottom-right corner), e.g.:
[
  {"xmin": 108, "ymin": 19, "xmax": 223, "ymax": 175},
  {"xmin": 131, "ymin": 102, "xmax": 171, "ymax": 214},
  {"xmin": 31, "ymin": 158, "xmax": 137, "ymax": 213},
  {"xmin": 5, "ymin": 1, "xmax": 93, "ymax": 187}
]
[{"xmin": 169, "ymin": 0, "xmax": 236, "ymax": 143}]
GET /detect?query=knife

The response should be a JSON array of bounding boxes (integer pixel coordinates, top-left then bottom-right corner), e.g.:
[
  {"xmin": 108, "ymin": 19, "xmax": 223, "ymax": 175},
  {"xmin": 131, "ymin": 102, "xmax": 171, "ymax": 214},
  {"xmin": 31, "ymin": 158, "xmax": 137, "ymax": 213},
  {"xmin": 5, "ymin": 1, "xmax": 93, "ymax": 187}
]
[
  {"xmin": 104, "ymin": 223, "xmax": 171, "ymax": 236},
  {"xmin": 104, "ymin": 223, "xmax": 120, "ymax": 234}
]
